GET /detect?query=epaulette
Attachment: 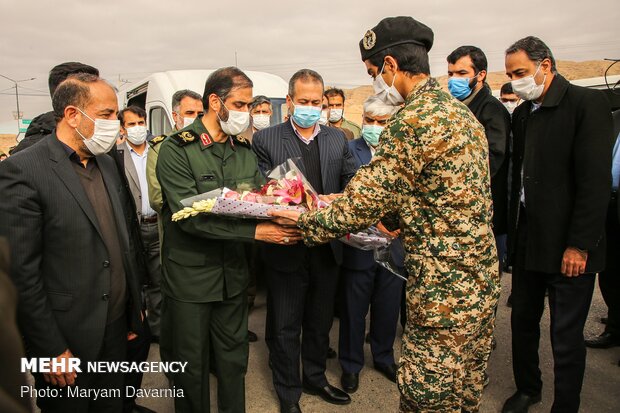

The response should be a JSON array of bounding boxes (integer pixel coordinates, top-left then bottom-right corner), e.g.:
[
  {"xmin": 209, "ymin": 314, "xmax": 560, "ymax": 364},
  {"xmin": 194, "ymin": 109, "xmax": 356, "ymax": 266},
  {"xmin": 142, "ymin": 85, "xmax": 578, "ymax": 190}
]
[
  {"xmin": 148, "ymin": 135, "xmax": 166, "ymax": 148},
  {"xmin": 232, "ymin": 134, "xmax": 252, "ymax": 150},
  {"xmin": 169, "ymin": 130, "xmax": 199, "ymax": 147}
]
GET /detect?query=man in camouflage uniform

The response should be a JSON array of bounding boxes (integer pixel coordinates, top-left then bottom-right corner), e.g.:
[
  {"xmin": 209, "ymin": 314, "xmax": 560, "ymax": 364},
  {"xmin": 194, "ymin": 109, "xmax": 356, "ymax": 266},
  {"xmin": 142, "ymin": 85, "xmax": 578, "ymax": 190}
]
[{"xmin": 272, "ymin": 16, "xmax": 500, "ymax": 412}]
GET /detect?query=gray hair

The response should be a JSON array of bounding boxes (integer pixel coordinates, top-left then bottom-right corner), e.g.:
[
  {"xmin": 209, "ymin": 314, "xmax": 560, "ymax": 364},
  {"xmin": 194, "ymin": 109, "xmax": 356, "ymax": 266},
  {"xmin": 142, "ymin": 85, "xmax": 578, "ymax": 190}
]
[
  {"xmin": 249, "ymin": 95, "xmax": 272, "ymax": 111},
  {"xmin": 363, "ymin": 95, "xmax": 399, "ymax": 118},
  {"xmin": 288, "ymin": 69, "xmax": 324, "ymax": 98},
  {"xmin": 172, "ymin": 89, "xmax": 202, "ymax": 112},
  {"xmin": 506, "ymin": 36, "xmax": 557, "ymax": 73}
]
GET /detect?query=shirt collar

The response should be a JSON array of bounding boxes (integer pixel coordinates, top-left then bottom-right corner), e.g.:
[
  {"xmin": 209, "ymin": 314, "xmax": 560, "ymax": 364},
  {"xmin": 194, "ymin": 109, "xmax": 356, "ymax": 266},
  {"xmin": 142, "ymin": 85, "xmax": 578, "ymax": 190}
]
[
  {"xmin": 60, "ymin": 141, "xmax": 87, "ymax": 166},
  {"xmin": 290, "ymin": 119, "xmax": 321, "ymax": 144},
  {"xmin": 128, "ymin": 143, "xmax": 148, "ymax": 157}
]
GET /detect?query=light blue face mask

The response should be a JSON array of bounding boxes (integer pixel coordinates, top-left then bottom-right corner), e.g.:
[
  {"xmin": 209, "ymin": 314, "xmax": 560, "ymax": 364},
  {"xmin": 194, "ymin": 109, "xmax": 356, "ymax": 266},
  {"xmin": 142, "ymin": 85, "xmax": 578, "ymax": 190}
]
[
  {"xmin": 361, "ymin": 124, "xmax": 384, "ymax": 147},
  {"xmin": 291, "ymin": 104, "xmax": 321, "ymax": 128},
  {"xmin": 448, "ymin": 77, "xmax": 475, "ymax": 101}
]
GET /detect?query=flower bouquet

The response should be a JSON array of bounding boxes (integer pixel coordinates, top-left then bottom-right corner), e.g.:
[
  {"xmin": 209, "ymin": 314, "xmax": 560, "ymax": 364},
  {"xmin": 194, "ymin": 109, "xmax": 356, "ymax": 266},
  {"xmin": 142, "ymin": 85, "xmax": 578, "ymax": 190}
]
[{"xmin": 171, "ymin": 159, "xmax": 318, "ymax": 221}]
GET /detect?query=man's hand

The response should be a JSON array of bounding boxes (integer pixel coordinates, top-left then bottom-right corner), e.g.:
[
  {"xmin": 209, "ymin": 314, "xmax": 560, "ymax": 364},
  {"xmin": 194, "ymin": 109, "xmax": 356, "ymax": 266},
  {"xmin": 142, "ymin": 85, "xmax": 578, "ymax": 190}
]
[
  {"xmin": 561, "ymin": 247, "xmax": 588, "ymax": 277},
  {"xmin": 376, "ymin": 221, "xmax": 400, "ymax": 238},
  {"xmin": 255, "ymin": 221, "xmax": 302, "ymax": 245},
  {"xmin": 268, "ymin": 210, "xmax": 302, "ymax": 227},
  {"xmin": 43, "ymin": 349, "xmax": 77, "ymax": 387}
]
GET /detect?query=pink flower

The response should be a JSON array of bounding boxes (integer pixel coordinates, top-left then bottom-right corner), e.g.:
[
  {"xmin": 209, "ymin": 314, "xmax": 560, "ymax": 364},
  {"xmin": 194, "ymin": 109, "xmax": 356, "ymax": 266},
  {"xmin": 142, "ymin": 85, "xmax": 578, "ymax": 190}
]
[
  {"xmin": 224, "ymin": 191, "xmax": 240, "ymax": 200},
  {"xmin": 273, "ymin": 175, "xmax": 305, "ymax": 205}
]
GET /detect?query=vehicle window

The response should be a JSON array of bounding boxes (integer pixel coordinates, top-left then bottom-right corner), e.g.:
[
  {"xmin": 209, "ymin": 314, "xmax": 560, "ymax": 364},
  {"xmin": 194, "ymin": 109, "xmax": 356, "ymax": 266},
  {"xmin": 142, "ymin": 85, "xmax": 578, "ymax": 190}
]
[{"xmin": 150, "ymin": 107, "xmax": 172, "ymax": 136}]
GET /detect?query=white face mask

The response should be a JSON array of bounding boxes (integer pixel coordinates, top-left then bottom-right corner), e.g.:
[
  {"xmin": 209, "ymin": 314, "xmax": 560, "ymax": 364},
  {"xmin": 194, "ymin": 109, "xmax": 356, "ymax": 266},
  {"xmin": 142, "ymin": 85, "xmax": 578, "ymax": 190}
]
[
  {"xmin": 216, "ymin": 98, "xmax": 250, "ymax": 136},
  {"xmin": 125, "ymin": 125, "xmax": 147, "ymax": 145},
  {"xmin": 182, "ymin": 117, "xmax": 195, "ymax": 128},
  {"xmin": 252, "ymin": 114, "xmax": 271, "ymax": 130},
  {"xmin": 328, "ymin": 108, "xmax": 343, "ymax": 123},
  {"xmin": 511, "ymin": 64, "xmax": 546, "ymax": 101},
  {"xmin": 502, "ymin": 100, "xmax": 519, "ymax": 115},
  {"xmin": 319, "ymin": 110, "xmax": 329, "ymax": 125},
  {"xmin": 75, "ymin": 108, "xmax": 120, "ymax": 156},
  {"xmin": 373, "ymin": 63, "xmax": 405, "ymax": 106}
]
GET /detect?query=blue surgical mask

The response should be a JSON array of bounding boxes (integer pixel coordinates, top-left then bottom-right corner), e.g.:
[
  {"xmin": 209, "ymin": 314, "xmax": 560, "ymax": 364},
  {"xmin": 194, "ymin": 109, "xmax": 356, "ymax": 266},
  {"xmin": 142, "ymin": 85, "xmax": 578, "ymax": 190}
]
[
  {"xmin": 361, "ymin": 124, "xmax": 384, "ymax": 147},
  {"xmin": 291, "ymin": 104, "xmax": 321, "ymax": 128},
  {"xmin": 448, "ymin": 77, "xmax": 475, "ymax": 101}
]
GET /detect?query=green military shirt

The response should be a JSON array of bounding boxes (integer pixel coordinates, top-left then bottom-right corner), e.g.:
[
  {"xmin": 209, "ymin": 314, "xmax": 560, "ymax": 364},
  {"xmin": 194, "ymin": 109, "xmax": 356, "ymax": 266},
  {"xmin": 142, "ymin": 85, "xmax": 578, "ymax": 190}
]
[
  {"xmin": 146, "ymin": 134, "xmax": 167, "ymax": 215},
  {"xmin": 341, "ymin": 118, "xmax": 362, "ymax": 139},
  {"xmin": 156, "ymin": 117, "xmax": 264, "ymax": 302},
  {"xmin": 298, "ymin": 78, "xmax": 500, "ymax": 327}
]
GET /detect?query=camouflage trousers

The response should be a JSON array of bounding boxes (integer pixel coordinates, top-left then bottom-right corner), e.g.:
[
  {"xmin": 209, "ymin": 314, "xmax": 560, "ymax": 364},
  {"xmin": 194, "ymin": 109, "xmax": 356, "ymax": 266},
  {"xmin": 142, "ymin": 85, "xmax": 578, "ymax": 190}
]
[{"xmin": 397, "ymin": 313, "xmax": 495, "ymax": 412}]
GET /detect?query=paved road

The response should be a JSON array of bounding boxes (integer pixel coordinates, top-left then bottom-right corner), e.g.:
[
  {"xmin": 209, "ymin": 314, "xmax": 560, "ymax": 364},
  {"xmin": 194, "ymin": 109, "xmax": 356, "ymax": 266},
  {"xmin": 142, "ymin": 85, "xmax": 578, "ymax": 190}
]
[{"xmin": 134, "ymin": 273, "xmax": 620, "ymax": 412}]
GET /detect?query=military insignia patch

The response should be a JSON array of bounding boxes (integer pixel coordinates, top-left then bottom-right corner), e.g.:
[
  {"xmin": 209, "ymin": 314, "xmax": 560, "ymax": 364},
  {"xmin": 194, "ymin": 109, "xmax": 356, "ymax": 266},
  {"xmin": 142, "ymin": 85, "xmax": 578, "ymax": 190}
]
[
  {"xmin": 148, "ymin": 135, "xmax": 166, "ymax": 148},
  {"xmin": 170, "ymin": 130, "xmax": 197, "ymax": 146},
  {"xmin": 200, "ymin": 133, "xmax": 212, "ymax": 147},
  {"xmin": 362, "ymin": 30, "xmax": 376, "ymax": 50},
  {"xmin": 179, "ymin": 131, "xmax": 195, "ymax": 143},
  {"xmin": 232, "ymin": 135, "xmax": 252, "ymax": 149}
]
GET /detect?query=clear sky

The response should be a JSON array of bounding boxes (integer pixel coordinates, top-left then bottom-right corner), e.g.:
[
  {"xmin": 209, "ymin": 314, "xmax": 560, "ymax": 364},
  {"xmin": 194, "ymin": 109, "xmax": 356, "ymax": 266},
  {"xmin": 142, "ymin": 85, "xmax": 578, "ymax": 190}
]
[{"xmin": 1, "ymin": 0, "xmax": 618, "ymax": 133}]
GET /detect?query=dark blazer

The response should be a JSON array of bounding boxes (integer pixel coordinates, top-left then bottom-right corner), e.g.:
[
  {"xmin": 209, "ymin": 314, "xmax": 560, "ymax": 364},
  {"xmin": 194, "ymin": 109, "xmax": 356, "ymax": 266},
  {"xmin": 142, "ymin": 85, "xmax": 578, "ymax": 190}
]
[
  {"xmin": 0, "ymin": 134, "xmax": 143, "ymax": 362},
  {"xmin": 507, "ymin": 74, "xmax": 615, "ymax": 273},
  {"xmin": 0, "ymin": 238, "xmax": 31, "ymax": 413},
  {"xmin": 342, "ymin": 138, "xmax": 375, "ymax": 270},
  {"xmin": 252, "ymin": 121, "xmax": 357, "ymax": 267},
  {"xmin": 467, "ymin": 85, "xmax": 511, "ymax": 234}
]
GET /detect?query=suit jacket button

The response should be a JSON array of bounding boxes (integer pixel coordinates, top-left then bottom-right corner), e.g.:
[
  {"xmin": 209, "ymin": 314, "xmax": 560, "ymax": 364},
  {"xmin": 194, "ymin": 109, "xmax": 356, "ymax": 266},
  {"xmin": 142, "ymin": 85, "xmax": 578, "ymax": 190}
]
[
  {"xmin": 102, "ymin": 293, "xmax": 110, "ymax": 301},
  {"xmin": 103, "ymin": 260, "xmax": 110, "ymax": 268}
]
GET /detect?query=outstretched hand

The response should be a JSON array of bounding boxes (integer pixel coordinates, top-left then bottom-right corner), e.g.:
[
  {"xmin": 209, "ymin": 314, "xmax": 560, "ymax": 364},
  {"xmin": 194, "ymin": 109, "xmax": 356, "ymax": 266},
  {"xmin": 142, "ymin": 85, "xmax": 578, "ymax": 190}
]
[
  {"xmin": 269, "ymin": 210, "xmax": 302, "ymax": 227},
  {"xmin": 255, "ymin": 221, "xmax": 302, "ymax": 245}
]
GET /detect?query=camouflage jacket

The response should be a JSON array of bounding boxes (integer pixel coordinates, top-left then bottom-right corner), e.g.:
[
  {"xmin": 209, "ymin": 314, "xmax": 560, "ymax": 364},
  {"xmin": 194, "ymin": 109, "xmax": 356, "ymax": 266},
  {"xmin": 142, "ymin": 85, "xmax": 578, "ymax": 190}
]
[{"xmin": 298, "ymin": 77, "xmax": 499, "ymax": 327}]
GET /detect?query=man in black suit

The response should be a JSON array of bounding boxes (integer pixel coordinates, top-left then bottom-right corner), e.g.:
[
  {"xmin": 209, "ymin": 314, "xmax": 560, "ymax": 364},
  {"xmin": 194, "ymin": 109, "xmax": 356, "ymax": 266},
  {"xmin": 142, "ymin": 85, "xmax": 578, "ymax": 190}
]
[
  {"xmin": 585, "ymin": 108, "xmax": 620, "ymax": 350},
  {"xmin": 447, "ymin": 45, "xmax": 511, "ymax": 269},
  {"xmin": 0, "ymin": 74, "xmax": 144, "ymax": 413},
  {"xmin": 252, "ymin": 69, "xmax": 357, "ymax": 413},
  {"xmin": 501, "ymin": 37, "xmax": 614, "ymax": 413}
]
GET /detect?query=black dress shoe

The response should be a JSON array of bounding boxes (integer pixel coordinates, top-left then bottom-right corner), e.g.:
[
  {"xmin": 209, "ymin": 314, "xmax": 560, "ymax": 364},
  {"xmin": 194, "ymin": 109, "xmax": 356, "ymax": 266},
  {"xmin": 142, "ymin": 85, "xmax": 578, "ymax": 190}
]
[
  {"xmin": 327, "ymin": 347, "xmax": 337, "ymax": 358},
  {"xmin": 341, "ymin": 372, "xmax": 359, "ymax": 393},
  {"xmin": 248, "ymin": 330, "xmax": 258, "ymax": 342},
  {"xmin": 280, "ymin": 400, "xmax": 302, "ymax": 413},
  {"xmin": 302, "ymin": 381, "xmax": 351, "ymax": 405},
  {"xmin": 585, "ymin": 332, "xmax": 620, "ymax": 348},
  {"xmin": 501, "ymin": 391, "xmax": 541, "ymax": 413},
  {"xmin": 374, "ymin": 362, "xmax": 397, "ymax": 383}
]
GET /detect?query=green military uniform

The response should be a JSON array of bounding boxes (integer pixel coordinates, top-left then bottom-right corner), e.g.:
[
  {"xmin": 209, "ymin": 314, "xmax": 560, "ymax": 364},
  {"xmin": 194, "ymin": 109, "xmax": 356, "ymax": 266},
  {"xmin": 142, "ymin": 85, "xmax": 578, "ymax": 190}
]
[
  {"xmin": 340, "ymin": 117, "xmax": 362, "ymax": 139},
  {"xmin": 156, "ymin": 116, "xmax": 263, "ymax": 413},
  {"xmin": 298, "ymin": 76, "xmax": 500, "ymax": 412},
  {"xmin": 146, "ymin": 134, "xmax": 166, "ymax": 246}
]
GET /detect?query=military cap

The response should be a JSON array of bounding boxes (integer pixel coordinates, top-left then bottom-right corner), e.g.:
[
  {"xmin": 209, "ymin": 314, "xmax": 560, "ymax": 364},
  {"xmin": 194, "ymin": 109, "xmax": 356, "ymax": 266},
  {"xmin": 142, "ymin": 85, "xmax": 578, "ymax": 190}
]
[{"xmin": 359, "ymin": 16, "xmax": 434, "ymax": 61}]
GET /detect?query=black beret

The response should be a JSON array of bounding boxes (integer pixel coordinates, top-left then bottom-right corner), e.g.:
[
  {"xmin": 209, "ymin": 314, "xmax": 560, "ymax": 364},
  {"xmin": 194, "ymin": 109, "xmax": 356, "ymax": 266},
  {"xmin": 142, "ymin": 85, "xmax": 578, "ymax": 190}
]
[{"xmin": 359, "ymin": 16, "xmax": 434, "ymax": 61}]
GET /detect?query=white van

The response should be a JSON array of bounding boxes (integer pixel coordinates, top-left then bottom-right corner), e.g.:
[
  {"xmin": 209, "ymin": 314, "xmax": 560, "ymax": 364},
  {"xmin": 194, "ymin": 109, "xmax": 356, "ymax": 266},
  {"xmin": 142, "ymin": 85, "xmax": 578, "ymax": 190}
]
[{"xmin": 117, "ymin": 69, "xmax": 288, "ymax": 136}]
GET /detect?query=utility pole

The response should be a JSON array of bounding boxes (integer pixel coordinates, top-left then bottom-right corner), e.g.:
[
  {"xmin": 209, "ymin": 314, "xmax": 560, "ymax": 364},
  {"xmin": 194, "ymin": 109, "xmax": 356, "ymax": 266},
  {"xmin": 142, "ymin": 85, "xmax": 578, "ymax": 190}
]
[{"xmin": 0, "ymin": 74, "xmax": 36, "ymax": 137}]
